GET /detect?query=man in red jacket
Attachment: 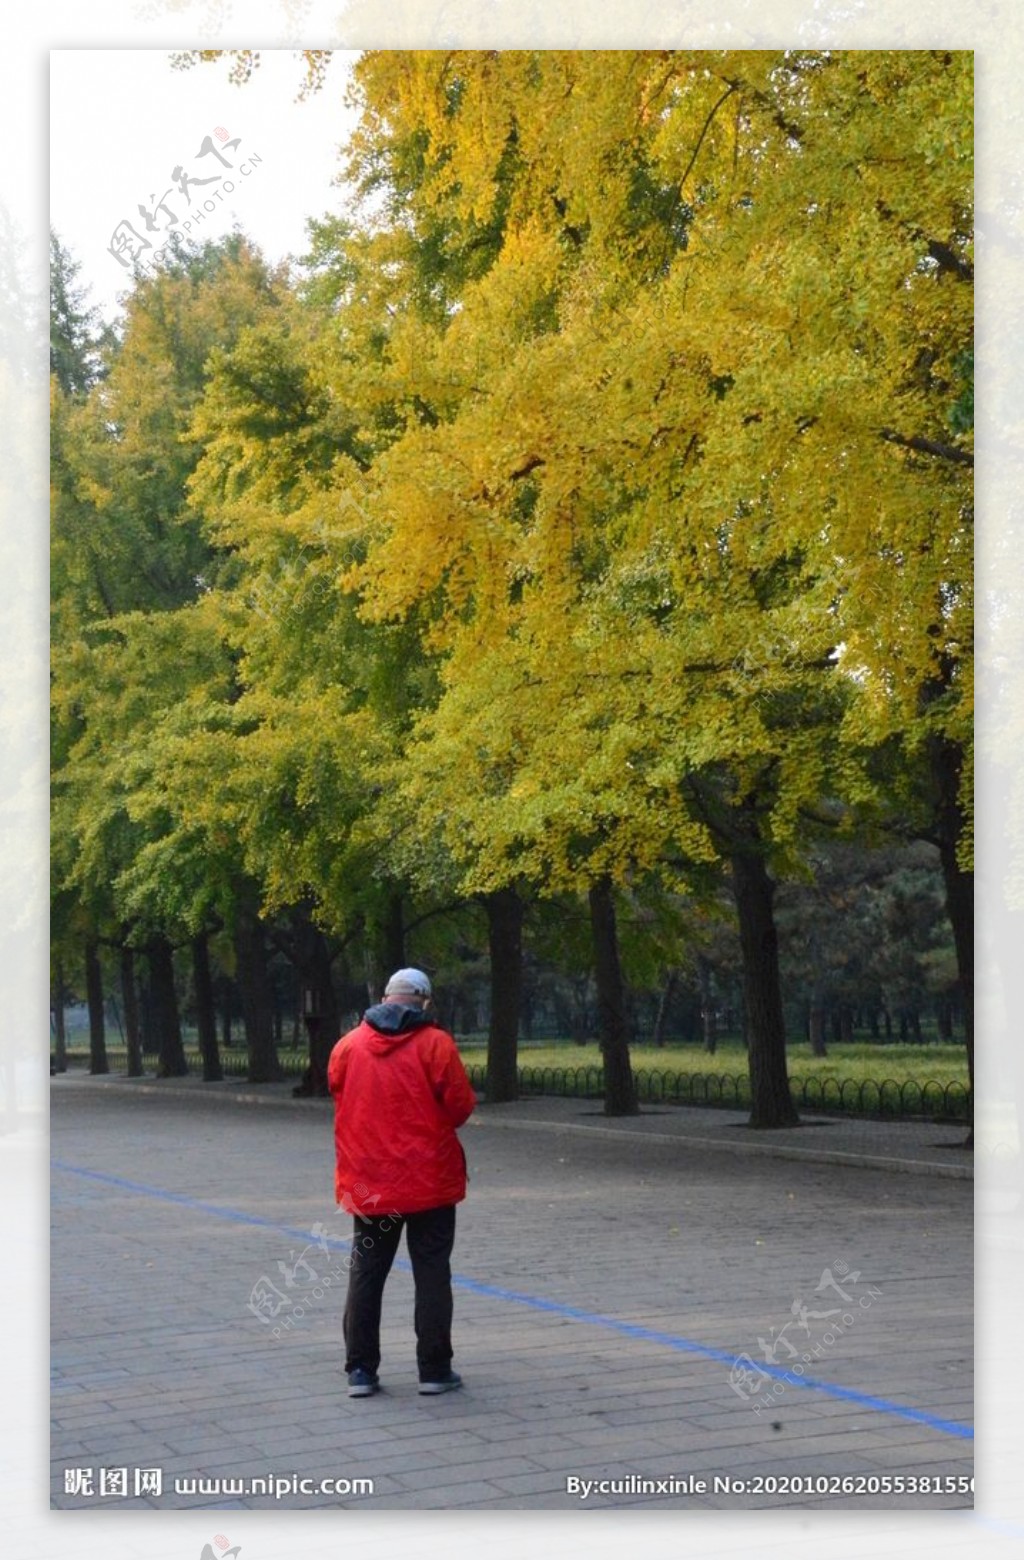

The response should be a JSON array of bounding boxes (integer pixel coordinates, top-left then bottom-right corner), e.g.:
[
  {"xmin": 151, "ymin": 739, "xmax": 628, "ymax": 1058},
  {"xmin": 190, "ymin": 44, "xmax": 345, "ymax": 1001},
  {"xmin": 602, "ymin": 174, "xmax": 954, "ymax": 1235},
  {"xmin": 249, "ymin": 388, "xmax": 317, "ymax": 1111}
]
[{"xmin": 327, "ymin": 967, "xmax": 476, "ymax": 1398}]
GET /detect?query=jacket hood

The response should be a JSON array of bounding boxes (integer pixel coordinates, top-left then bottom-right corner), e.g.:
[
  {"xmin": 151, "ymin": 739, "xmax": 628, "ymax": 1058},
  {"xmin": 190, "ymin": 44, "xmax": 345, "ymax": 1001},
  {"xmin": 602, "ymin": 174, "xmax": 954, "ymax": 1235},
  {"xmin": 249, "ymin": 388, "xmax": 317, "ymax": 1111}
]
[{"xmin": 362, "ymin": 1001, "xmax": 432, "ymax": 1046}]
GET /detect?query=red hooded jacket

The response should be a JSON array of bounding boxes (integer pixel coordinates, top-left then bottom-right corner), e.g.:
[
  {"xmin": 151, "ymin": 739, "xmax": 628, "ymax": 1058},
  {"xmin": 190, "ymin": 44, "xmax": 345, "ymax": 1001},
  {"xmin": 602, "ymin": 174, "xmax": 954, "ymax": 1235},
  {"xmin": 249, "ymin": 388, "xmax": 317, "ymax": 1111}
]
[{"xmin": 327, "ymin": 1002, "xmax": 476, "ymax": 1216}]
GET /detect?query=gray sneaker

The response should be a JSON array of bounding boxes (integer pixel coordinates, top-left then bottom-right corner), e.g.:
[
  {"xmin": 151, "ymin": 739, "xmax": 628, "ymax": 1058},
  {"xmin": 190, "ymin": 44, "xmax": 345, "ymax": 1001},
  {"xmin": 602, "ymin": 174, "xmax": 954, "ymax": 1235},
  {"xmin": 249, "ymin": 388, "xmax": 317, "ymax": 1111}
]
[{"xmin": 418, "ymin": 1370, "xmax": 462, "ymax": 1395}]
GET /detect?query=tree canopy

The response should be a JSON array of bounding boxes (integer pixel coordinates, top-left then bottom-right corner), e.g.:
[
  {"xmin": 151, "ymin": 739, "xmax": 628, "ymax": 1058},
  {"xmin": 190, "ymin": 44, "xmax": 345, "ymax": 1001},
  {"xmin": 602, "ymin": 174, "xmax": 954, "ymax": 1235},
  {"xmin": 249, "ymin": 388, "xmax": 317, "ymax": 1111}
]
[{"xmin": 52, "ymin": 50, "xmax": 972, "ymax": 1125}]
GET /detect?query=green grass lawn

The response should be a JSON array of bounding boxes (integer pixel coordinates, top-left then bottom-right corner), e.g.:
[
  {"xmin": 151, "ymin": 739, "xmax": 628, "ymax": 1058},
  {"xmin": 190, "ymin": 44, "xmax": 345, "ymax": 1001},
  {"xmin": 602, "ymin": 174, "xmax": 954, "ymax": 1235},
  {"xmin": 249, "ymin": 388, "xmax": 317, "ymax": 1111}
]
[
  {"xmin": 456, "ymin": 1039, "xmax": 970, "ymax": 1088},
  {"xmin": 58, "ymin": 1034, "xmax": 969, "ymax": 1118},
  {"xmin": 61, "ymin": 1034, "xmax": 968, "ymax": 1089}
]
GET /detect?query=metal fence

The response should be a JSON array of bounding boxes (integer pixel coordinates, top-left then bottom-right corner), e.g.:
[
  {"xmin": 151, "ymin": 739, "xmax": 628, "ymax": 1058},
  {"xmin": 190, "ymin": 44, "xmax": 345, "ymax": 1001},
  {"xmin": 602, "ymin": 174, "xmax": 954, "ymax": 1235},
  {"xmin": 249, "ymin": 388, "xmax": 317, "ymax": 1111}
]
[
  {"xmin": 464, "ymin": 1063, "xmax": 970, "ymax": 1121},
  {"xmin": 60, "ymin": 1049, "xmax": 970, "ymax": 1121}
]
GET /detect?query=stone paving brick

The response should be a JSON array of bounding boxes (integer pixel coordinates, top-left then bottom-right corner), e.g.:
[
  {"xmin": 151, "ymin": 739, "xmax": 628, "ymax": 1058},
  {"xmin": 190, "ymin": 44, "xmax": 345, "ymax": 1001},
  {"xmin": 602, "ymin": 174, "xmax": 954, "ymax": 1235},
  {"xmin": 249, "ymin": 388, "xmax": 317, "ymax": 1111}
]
[
  {"xmin": 74, "ymin": 1432, "xmax": 178, "ymax": 1458},
  {"xmin": 365, "ymin": 1484, "xmax": 506, "ymax": 1509},
  {"xmin": 392, "ymin": 1456, "xmax": 543, "ymax": 1492},
  {"xmin": 470, "ymin": 1492, "xmax": 588, "ymax": 1510},
  {"xmin": 489, "ymin": 1469, "xmax": 581, "ymax": 1496},
  {"xmin": 52, "ymin": 1408, "xmax": 123, "ymax": 1431},
  {"xmin": 471, "ymin": 1431, "xmax": 587, "ymax": 1458},
  {"xmin": 51, "ymin": 1079, "xmax": 972, "ymax": 1511}
]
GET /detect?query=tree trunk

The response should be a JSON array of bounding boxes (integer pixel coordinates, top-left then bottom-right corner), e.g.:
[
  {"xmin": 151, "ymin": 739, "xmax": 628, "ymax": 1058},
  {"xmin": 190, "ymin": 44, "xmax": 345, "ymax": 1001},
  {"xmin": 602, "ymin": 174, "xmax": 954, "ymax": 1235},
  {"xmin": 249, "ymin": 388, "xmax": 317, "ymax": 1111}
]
[
  {"xmin": 808, "ymin": 991, "xmax": 828, "ymax": 1057},
  {"xmin": 696, "ymin": 955, "xmax": 718, "ymax": 1054},
  {"xmin": 588, "ymin": 877, "xmax": 638, "ymax": 1117},
  {"xmin": 738, "ymin": 986, "xmax": 750, "ymax": 1050},
  {"xmin": 919, "ymin": 697, "xmax": 972, "ymax": 1139},
  {"xmin": 441, "ymin": 988, "xmax": 459, "ymax": 1033},
  {"xmin": 138, "ymin": 977, "xmax": 155, "ymax": 1053},
  {"xmin": 652, "ymin": 970, "xmax": 678, "ymax": 1049},
  {"xmin": 51, "ymin": 964, "xmax": 68, "ymax": 1072},
  {"xmin": 485, "ymin": 886, "xmax": 524, "ymax": 1102},
  {"xmin": 219, "ymin": 976, "xmax": 233, "ymax": 1049},
  {"xmin": 150, "ymin": 935, "xmax": 187, "ymax": 1077},
  {"xmin": 937, "ymin": 999, "xmax": 953, "ymax": 1042},
  {"xmin": 839, "ymin": 1005, "xmax": 854, "ymax": 1046},
  {"xmin": 234, "ymin": 910, "xmax": 284, "ymax": 1083},
  {"xmin": 937, "ymin": 804, "xmax": 973, "ymax": 1136},
  {"xmin": 120, "ymin": 944, "xmax": 143, "ymax": 1077},
  {"xmin": 192, "ymin": 935, "xmax": 223, "ymax": 1082},
  {"xmin": 85, "ymin": 939, "xmax": 108, "ymax": 1074},
  {"xmin": 384, "ymin": 893, "xmax": 405, "ymax": 974},
  {"xmin": 521, "ymin": 983, "xmax": 535, "ymax": 1042},
  {"xmin": 570, "ymin": 978, "xmax": 589, "ymax": 1044},
  {"xmin": 730, "ymin": 847, "xmax": 799, "ymax": 1128},
  {"xmin": 291, "ymin": 919, "xmax": 340, "ymax": 1097}
]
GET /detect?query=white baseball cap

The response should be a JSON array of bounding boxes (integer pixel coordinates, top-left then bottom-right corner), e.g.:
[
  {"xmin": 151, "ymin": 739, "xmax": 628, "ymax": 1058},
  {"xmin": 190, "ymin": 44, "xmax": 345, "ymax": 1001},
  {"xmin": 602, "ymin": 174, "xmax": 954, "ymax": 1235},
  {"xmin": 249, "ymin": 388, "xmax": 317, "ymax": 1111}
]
[{"xmin": 384, "ymin": 967, "xmax": 433, "ymax": 998}]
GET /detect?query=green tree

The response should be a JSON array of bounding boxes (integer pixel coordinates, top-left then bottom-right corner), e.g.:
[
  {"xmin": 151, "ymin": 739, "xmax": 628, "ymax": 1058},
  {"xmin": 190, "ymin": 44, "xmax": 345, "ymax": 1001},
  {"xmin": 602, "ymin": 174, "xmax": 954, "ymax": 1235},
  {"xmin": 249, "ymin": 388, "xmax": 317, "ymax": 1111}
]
[
  {"xmin": 57, "ymin": 53, "xmax": 971, "ymax": 1131},
  {"xmin": 332, "ymin": 49, "xmax": 972, "ymax": 1127},
  {"xmin": 51, "ymin": 237, "xmax": 294, "ymax": 1080},
  {"xmin": 49, "ymin": 229, "xmax": 111, "ymax": 396}
]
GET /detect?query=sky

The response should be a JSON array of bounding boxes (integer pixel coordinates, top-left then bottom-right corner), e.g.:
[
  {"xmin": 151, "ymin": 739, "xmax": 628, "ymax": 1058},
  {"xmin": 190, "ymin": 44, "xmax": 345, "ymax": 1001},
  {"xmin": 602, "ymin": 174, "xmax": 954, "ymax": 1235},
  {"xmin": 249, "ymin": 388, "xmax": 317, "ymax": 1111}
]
[{"xmin": 50, "ymin": 49, "xmax": 363, "ymax": 321}]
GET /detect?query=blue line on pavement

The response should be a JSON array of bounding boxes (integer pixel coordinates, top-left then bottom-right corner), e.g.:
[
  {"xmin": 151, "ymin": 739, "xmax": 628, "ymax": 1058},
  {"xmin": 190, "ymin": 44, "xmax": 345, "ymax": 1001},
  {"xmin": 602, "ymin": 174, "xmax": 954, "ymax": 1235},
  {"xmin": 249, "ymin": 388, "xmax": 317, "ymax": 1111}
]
[
  {"xmin": 446, "ymin": 1273, "xmax": 974, "ymax": 1439},
  {"xmin": 52, "ymin": 1159, "xmax": 973, "ymax": 1442},
  {"xmin": 52, "ymin": 1160, "xmax": 329, "ymax": 1242}
]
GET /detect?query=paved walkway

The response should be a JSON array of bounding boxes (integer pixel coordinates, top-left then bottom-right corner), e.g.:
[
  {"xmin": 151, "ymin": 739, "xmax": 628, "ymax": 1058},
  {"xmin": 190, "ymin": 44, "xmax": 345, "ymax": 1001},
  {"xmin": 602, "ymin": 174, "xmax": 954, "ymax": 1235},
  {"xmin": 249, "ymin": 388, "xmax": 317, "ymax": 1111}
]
[
  {"xmin": 54, "ymin": 1069, "xmax": 974, "ymax": 1177},
  {"xmin": 51, "ymin": 1075, "xmax": 973, "ymax": 1511}
]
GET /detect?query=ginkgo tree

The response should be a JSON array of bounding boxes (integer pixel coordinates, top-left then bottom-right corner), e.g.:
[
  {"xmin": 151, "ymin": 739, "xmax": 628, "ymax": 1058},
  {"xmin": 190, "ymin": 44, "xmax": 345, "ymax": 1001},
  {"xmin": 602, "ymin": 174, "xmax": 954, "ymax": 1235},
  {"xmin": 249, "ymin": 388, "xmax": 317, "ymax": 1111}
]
[
  {"xmin": 55, "ymin": 50, "xmax": 972, "ymax": 1129},
  {"xmin": 326, "ymin": 48, "xmax": 972, "ymax": 1125},
  {"xmin": 51, "ymin": 236, "xmax": 303, "ymax": 1081}
]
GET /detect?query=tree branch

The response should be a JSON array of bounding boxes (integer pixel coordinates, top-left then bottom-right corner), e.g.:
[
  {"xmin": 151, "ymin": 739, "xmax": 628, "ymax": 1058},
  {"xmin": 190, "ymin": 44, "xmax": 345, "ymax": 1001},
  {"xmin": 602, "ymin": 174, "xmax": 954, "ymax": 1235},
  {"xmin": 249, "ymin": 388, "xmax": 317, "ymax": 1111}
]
[
  {"xmin": 402, "ymin": 901, "xmax": 466, "ymax": 936},
  {"xmin": 679, "ymin": 83, "xmax": 740, "ymax": 193},
  {"xmin": 879, "ymin": 428, "xmax": 973, "ymax": 467}
]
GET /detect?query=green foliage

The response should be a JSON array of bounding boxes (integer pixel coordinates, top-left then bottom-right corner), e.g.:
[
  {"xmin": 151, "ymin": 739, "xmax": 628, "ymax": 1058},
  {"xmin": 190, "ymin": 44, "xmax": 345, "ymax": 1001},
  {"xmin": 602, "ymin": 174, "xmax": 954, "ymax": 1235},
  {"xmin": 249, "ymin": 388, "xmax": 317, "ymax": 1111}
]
[
  {"xmin": 49, "ymin": 230, "xmax": 112, "ymax": 396},
  {"xmin": 51, "ymin": 52, "xmax": 973, "ymax": 1034},
  {"xmin": 336, "ymin": 49, "xmax": 971, "ymax": 902}
]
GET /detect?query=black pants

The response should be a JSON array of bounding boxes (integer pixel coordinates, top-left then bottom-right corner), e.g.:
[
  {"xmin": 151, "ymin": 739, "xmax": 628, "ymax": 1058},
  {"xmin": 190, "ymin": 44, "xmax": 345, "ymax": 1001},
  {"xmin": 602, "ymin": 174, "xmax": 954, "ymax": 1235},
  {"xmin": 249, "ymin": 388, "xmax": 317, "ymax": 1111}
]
[{"xmin": 343, "ymin": 1204, "xmax": 457, "ymax": 1381}]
